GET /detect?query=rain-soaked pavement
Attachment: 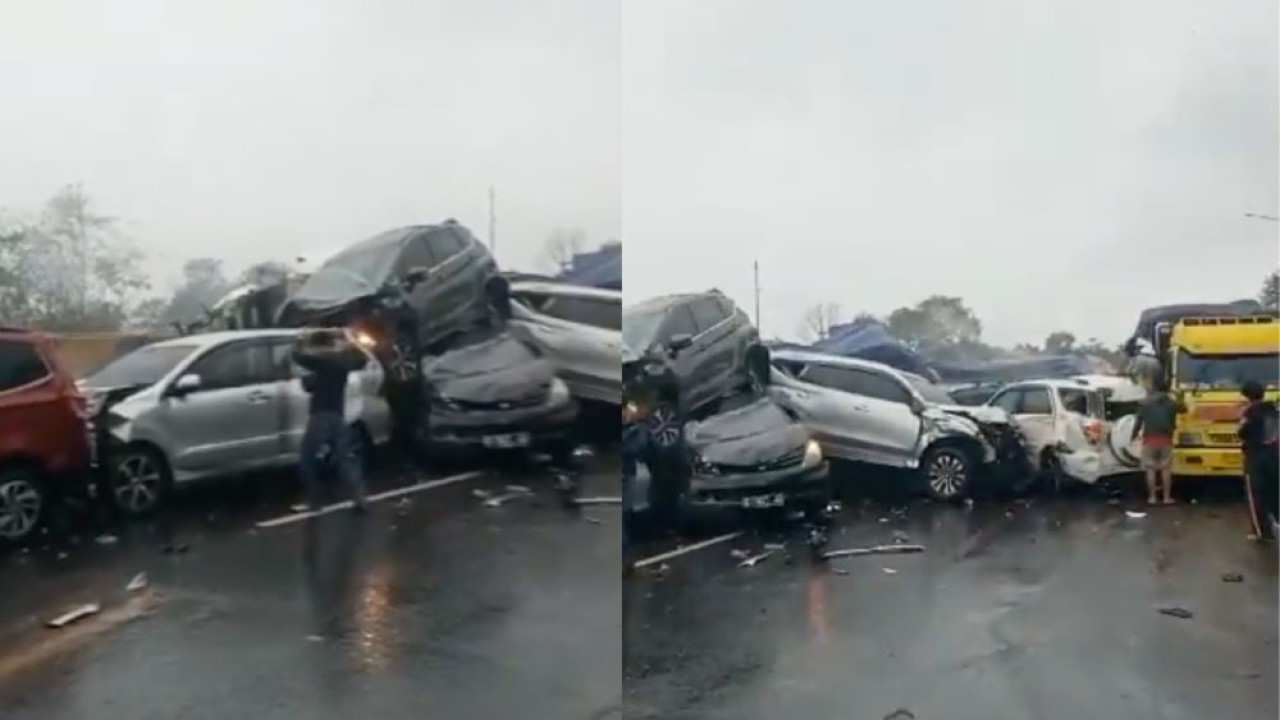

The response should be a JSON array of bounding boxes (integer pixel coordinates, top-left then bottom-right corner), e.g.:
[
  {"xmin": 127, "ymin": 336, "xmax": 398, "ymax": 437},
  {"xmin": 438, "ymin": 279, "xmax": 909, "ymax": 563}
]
[
  {"xmin": 624, "ymin": 474, "xmax": 1279, "ymax": 720},
  {"xmin": 0, "ymin": 452, "xmax": 621, "ymax": 720}
]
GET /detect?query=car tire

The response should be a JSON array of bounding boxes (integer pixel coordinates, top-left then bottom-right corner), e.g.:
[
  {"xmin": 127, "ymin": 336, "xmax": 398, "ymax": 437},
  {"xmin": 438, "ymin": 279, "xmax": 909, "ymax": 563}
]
[
  {"xmin": 108, "ymin": 445, "xmax": 172, "ymax": 517},
  {"xmin": 0, "ymin": 465, "xmax": 47, "ymax": 544},
  {"xmin": 921, "ymin": 444, "xmax": 974, "ymax": 501}
]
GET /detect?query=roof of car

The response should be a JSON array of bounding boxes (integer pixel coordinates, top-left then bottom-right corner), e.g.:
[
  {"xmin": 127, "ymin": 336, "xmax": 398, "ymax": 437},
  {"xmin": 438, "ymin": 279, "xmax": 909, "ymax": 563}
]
[
  {"xmin": 625, "ymin": 289, "xmax": 727, "ymax": 314},
  {"xmin": 771, "ymin": 348, "xmax": 914, "ymax": 378},
  {"xmin": 509, "ymin": 279, "xmax": 620, "ymax": 301},
  {"xmin": 1000, "ymin": 378, "xmax": 1099, "ymax": 391},
  {"xmin": 147, "ymin": 329, "xmax": 301, "ymax": 350}
]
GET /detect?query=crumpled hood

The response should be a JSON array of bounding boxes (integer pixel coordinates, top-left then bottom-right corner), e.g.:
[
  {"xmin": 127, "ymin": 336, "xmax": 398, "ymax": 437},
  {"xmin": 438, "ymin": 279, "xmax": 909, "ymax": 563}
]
[
  {"xmin": 937, "ymin": 403, "xmax": 1010, "ymax": 427},
  {"xmin": 424, "ymin": 332, "xmax": 555, "ymax": 403},
  {"xmin": 622, "ymin": 343, "xmax": 641, "ymax": 365},
  {"xmin": 686, "ymin": 396, "xmax": 809, "ymax": 465}
]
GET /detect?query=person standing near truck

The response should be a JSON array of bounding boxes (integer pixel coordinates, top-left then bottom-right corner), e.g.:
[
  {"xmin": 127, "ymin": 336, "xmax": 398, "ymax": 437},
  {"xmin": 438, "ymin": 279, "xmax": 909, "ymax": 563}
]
[
  {"xmin": 1130, "ymin": 377, "xmax": 1186, "ymax": 505},
  {"xmin": 1238, "ymin": 380, "xmax": 1279, "ymax": 541},
  {"xmin": 293, "ymin": 329, "xmax": 369, "ymax": 512}
]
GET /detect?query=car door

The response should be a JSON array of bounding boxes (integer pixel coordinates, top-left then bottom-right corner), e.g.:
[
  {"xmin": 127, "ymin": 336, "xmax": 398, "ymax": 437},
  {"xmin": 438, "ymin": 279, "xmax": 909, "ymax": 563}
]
[
  {"xmin": 688, "ymin": 296, "xmax": 736, "ymax": 402},
  {"xmin": 658, "ymin": 303, "xmax": 703, "ymax": 406},
  {"xmin": 417, "ymin": 228, "xmax": 475, "ymax": 339},
  {"xmin": 989, "ymin": 385, "xmax": 1057, "ymax": 454},
  {"xmin": 773, "ymin": 363, "xmax": 891, "ymax": 465},
  {"xmin": 512, "ymin": 289, "xmax": 622, "ymax": 403},
  {"xmin": 159, "ymin": 339, "xmax": 286, "ymax": 476},
  {"xmin": 839, "ymin": 367, "xmax": 924, "ymax": 466}
]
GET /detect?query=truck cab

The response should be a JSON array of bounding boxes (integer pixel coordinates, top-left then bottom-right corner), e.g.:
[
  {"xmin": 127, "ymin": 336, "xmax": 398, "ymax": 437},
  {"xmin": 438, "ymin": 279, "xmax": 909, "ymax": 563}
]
[{"xmin": 1166, "ymin": 315, "xmax": 1280, "ymax": 478}]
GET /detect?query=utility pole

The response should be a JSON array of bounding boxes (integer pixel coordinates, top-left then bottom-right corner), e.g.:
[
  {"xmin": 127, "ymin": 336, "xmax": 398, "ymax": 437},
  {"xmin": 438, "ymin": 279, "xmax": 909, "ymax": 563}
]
[
  {"xmin": 753, "ymin": 260, "xmax": 761, "ymax": 331},
  {"xmin": 488, "ymin": 186, "xmax": 497, "ymax": 256}
]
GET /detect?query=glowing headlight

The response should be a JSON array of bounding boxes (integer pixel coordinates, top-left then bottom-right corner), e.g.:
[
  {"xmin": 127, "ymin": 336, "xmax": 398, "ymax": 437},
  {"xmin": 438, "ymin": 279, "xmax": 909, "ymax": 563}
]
[
  {"xmin": 802, "ymin": 438, "xmax": 823, "ymax": 469},
  {"xmin": 623, "ymin": 401, "xmax": 640, "ymax": 424},
  {"xmin": 352, "ymin": 330, "xmax": 377, "ymax": 349},
  {"xmin": 548, "ymin": 378, "xmax": 570, "ymax": 405}
]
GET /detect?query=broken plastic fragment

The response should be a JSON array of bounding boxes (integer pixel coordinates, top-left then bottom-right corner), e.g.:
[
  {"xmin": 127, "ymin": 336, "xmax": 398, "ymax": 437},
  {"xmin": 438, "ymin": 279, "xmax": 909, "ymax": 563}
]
[
  {"xmin": 822, "ymin": 544, "xmax": 925, "ymax": 561},
  {"xmin": 763, "ymin": 542, "xmax": 785, "ymax": 551},
  {"xmin": 1222, "ymin": 572, "xmax": 1244, "ymax": 583},
  {"xmin": 882, "ymin": 567, "xmax": 898, "ymax": 575},
  {"xmin": 738, "ymin": 550, "xmax": 775, "ymax": 568},
  {"xmin": 574, "ymin": 496, "xmax": 622, "ymax": 506},
  {"xmin": 572, "ymin": 446, "xmax": 595, "ymax": 460},
  {"xmin": 472, "ymin": 488, "xmax": 493, "ymax": 499},
  {"xmin": 505, "ymin": 484, "xmax": 533, "ymax": 494},
  {"xmin": 1125, "ymin": 510, "xmax": 1147, "ymax": 519},
  {"xmin": 94, "ymin": 534, "xmax": 119, "ymax": 545},
  {"xmin": 1158, "ymin": 606, "xmax": 1194, "ymax": 619},
  {"xmin": 729, "ymin": 548, "xmax": 750, "ymax": 560},
  {"xmin": 125, "ymin": 572, "xmax": 148, "ymax": 592},
  {"xmin": 47, "ymin": 603, "xmax": 101, "ymax": 629},
  {"xmin": 582, "ymin": 516, "xmax": 604, "ymax": 525},
  {"xmin": 290, "ymin": 503, "xmax": 308, "ymax": 513}
]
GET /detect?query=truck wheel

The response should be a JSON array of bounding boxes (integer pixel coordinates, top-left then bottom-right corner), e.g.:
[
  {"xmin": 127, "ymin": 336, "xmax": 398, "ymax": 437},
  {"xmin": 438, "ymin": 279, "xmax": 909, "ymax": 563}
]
[
  {"xmin": 109, "ymin": 446, "xmax": 171, "ymax": 516},
  {"xmin": 921, "ymin": 445, "xmax": 974, "ymax": 501},
  {"xmin": 0, "ymin": 466, "xmax": 46, "ymax": 543}
]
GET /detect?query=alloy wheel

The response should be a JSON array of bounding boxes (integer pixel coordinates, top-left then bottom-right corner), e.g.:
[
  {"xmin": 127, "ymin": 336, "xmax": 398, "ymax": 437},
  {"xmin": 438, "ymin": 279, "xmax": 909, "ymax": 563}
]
[
  {"xmin": 927, "ymin": 451, "xmax": 968, "ymax": 499},
  {"xmin": 648, "ymin": 405, "xmax": 682, "ymax": 447},
  {"xmin": 0, "ymin": 476, "xmax": 42, "ymax": 541},
  {"xmin": 114, "ymin": 454, "xmax": 164, "ymax": 514}
]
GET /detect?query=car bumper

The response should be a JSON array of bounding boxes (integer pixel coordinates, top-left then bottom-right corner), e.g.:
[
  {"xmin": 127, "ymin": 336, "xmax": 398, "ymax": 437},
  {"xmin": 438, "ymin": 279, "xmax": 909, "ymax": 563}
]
[
  {"xmin": 1173, "ymin": 447, "xmax": 1243, "ymax": 477},
  {"xmin": 686, "ymin": 462, "xmax": 830, "ymax": 510},
  {"xmin": 428, "ymin": 396, "xmax": 580, "ymax": 449}
]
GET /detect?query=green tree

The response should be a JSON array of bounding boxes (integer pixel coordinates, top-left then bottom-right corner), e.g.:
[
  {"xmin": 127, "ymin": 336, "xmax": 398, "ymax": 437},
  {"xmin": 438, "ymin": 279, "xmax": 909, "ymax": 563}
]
[
  {"xmin": 164, "ymin": 258, "xmax": 231, "ymax": 325},
  {"xmin": 1044, "ymin": 331, "xmax": 1076, "ymax": 354},
  {"xmin": 1260, "ymin": 270, "xmax": 1279, "ymax": 312},
  {"xmin": 885, "ymin": 295, "xmax": 983, "ymax": 350}
]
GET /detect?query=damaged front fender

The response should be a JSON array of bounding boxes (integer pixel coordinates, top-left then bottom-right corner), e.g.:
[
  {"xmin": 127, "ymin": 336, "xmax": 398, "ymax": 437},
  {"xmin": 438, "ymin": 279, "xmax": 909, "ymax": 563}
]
[{"xmin": 918, "ymin": 409, "xmax": 997, "ymax": 464}]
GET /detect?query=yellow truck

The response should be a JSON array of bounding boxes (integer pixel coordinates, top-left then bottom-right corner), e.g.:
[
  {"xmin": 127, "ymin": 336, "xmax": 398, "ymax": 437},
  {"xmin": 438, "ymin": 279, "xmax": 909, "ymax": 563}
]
[{"xmin": 1166, "ymin": 315, "xmax": 1280, "ymax": 478}]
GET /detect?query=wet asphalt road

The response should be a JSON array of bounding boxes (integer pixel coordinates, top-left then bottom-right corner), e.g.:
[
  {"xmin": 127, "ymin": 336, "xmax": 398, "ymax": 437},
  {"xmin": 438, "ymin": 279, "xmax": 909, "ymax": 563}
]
[
  {"xmin": 624, "ymin": 477, "xmax": 1278, "ymax": 720},
  {"xmin": 0, "ymin": 452, "xmax": 621, "ymax": 720}
]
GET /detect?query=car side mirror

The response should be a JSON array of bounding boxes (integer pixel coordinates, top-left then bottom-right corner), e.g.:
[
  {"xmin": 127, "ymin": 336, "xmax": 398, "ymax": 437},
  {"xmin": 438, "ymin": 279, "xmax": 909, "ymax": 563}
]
[
  {"xmin": 170, "ymin": 373, "xmax": 202, "ymax": 397},
  {"xmin": 403, "ymin": 266, "xmax": 430, "ymax": 289},
  {"xmin": 668, "ymin": 334, "xmax": 693, "ymax": 355},
  {"xmin": 909, "ymin": 396, "xmax": 926, "ymax": 415}
]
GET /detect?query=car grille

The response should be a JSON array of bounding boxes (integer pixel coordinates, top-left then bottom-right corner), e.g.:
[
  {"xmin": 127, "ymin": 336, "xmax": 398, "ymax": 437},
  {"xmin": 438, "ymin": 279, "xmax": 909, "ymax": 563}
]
[
  {"xmin": 711, "ymin": 446, "xmax": 805, "ymax": 474},
  {"xmin": 1207, "ymin": 432, "xmax": 1239, "ymax": 445},
  {"xmin": 448, "ymin": 392, "xmax": 546, "ymax": 411}
]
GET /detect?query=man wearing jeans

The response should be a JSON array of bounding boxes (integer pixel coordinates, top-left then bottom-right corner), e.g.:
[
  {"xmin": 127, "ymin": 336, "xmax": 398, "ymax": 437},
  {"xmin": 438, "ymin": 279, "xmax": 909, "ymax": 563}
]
[
  {"xmin": 1238, "ymin": 380, "xmax": 1278, "ymax": 541},
  {"xmin": 293, "ymin": 329, "xmax": 369, "ymax": 512},
  {"xmin": 1130, "ymin": 377, "xmax": 1186, "ymax": 505}
]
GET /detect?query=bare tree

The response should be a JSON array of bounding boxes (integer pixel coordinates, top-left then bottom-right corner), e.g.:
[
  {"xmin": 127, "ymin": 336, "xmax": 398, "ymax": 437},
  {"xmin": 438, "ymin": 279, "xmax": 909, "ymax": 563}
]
[
  {"xmin": 801, "ymin": 302, "xmax": 842, "ymax": 341},
  {"xmin": 541, "ymin": 228, "xmax": 586, "ymax": 273}
]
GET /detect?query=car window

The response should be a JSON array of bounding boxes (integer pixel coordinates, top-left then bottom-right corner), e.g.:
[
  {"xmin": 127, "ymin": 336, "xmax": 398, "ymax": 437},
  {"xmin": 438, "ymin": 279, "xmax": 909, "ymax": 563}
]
[
  {"xmin": 903, "ymin": 374, "xmax": 955, "ymax": 404},
  {"xmin": 847, "ymin": 369, "xmax": 912, "ymax": 404},
  {"xmin": 689, "ymin": 297, "xmax": 727, "ymax": 334},
  {"xmin": 798, "ymin": 364, "xmax": 859, "ymax": 394},
  {"xmin": 622, "ymin": 305, "xmax": 667, "ymax": 350},
  {"xmin": 425, "ymin": 229, "xmax": 465, "ymax": 265},
  {"xmin": 398, "ymin": 234, "xmax": 436, "ymax": 273},
  {"xmin": 0, "ymin": 340, "xmax": 50, "ymax": 392},
  {"xmin": 538, "ymin": 294, "xmax": 621, "ymax": 331},
  {"xmin": 1057, "ymin": 387, "xmax": 1090, "ymax": 415},
  {"xmin": 1019, "ymin": 387, "xmax": 1054, "ymax": 414},
  {"xmin": 187, "ymin": 342, "xmax": 276, "ymax": 391},
  {"xmin": 660, "ymin": 304, "xmax": 698, "ymax": 342},
  {"xmin": 87, "ymin": 344, "xmax": 197, "ymax": 389},
  {"xmin": 988, "ymin": 389, "xmax": 1022, "ymax": 414}
]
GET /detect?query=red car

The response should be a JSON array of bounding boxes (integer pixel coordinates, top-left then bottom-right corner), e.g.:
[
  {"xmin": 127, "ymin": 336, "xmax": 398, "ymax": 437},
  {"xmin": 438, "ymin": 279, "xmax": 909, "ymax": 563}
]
[{"xmin": 0, "ymin": 326, "xmax": 92, "ymax": 542}]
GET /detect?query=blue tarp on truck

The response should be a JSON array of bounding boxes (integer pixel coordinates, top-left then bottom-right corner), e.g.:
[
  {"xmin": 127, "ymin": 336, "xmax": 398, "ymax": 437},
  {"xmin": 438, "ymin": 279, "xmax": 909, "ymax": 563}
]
[
  {"xmin": 810, "ymin": 321, "xmax": 937, "ymax": 378},
  {"xmin": 556, "ymin": 245, "xmax": 621, "ymax": 290}
]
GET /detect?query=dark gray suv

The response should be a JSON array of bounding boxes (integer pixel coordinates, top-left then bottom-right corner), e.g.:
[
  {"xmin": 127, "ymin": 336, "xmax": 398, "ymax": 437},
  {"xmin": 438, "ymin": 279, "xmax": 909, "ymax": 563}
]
[{"xmin": 623, "ymin": 289, "xmax": 762, "ymax": 446}]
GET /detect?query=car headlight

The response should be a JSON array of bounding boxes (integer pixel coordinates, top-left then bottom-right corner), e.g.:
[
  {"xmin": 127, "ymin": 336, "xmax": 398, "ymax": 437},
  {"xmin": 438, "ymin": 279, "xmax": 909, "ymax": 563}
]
[
  {"xmin": 1178, "ymin": 432, "xmax": 1202, "ymax": 446},
  {"xmin": 353, "ymin": 330, "xmax": 377, "ymax": 349},
  {"xmin": 548, "ymin": 378, "xmax": 570, "ymax": 405},
  {"xmin": 802, "ymin": 438, "xmax": 823, "ymax": 469},
  {"xmin": 623, "ymin": 401, "xmax": 641, "ymax": 424},
  {"xmin": 692, "ymin": 453, "xmax": 718, "ymax": 476}
]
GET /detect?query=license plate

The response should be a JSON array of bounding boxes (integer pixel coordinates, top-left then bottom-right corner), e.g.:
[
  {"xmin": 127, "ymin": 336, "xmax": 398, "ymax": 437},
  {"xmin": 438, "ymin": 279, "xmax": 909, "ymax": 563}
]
[
  {"xmin": 742, "ymin": 493, "xmax": 785, "ymax": 509},
  {"xmin": 482, "ymin": 433, "xmax": 531, "ymax": 449}
]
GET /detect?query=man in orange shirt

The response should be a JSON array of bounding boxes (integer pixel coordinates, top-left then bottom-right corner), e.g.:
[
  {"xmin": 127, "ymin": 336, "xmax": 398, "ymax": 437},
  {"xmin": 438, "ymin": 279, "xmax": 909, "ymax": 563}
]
[{"xmin": 1130, "ymin": 377, "xmax": 1185, "ymax": 505}]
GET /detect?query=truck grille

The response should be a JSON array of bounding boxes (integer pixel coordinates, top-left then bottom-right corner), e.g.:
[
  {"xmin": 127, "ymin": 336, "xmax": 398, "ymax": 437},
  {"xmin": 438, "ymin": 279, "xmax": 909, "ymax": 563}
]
[{"xmin": 1207, "ymin": 432, "xmax": 1238, "ymax": 445}]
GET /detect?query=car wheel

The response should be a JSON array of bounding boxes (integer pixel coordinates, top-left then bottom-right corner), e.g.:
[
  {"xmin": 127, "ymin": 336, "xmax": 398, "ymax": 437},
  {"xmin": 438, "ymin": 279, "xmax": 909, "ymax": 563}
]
[
  {"xmin": 921, "ymin": 445, "xmax": 974, "ymax": 501},
  {"xmin": 109, "ymin": 446, "xmax": 171, "ymax": 516},
  {"xmin": 0, "ymin": 466, "xmax": 46, "ymax": 543},
  {"xmin": 647, "ymin": 403, "xmax": 683, "ymax": 448}
]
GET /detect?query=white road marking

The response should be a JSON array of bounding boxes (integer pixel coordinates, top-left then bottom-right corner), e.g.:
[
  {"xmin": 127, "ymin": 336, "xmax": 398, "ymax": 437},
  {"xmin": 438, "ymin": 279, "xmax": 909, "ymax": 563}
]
[
  {"xmin": 255, "ymin": 471, "xmax": 484, "ymax": 529},
  {"xmin": 633, "ymin": 531, "xmax": 745, "ymax": 569}
]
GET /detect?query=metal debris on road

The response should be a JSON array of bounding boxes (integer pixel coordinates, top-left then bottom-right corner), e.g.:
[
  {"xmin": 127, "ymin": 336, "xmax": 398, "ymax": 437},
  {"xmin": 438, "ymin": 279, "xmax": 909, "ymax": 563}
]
[
  {"xmin": 1222, "ymin": 572, "xmax": 1244, "ymax": 583},
  {"xmin": 878, "ymin": 517, "xmax": 889, "ymax": 523},
  {"xmin": 94, "ymin": 534, "xmax": 119, "ymax": 545},
  {"xmin": 472, "ymin": 488, "xmax": 493, "ymax": 499},
  {"xmin": 305, "ymin": 634, "xmax": 325, "ymax": 642},
  {"xmin": 505, "ymin": 484, "xmax": 533, "ymax": 494},
  {"xmin": 572, "ymin": 446, "xmax": 595, "ymax": 460},
  {"xmin": 831, "ymin": 568, "xmax": 850, "ymax": 575},
  {"xmin": 484, "ymin": 492, "xmax": 532, "ymax": 508},
  {"xmin": 738, "ymin": 550, "xmax": 776, "ymax": 569},
  {"xmin": 574, "ymin": 496, "xmax": 622, "ymax": 506},
  {"xmin": 821, "ymin": 544, "xmax": 926, "ymax": 561},
  {"xmin": 1158, "ymin": 606, "xmax": 1194, "ymax": 619},
  {"xmin": 884, "ymin": 709, "xmax": 915, "ymax": 720},
  {"xmin": 125, "ymin": 573, "xmax": 148, "ymax": 592},
  {"xmin": 582, "ymin": 516, "xmax": 605, "ymax": 525},
  {"xmin": 47, "ymin": 603, "xmax": 101, "ymax": 629},
  {"xmin": 730, "ymin": 549, "xmax": 750, "ymax": 560},
  {"xmin": 882, "ymin": 567, "xmax": 898, "ymax": 575},
  {"xmin": 891, "ymin": 530, "xmax": 910, "ymax": 544},
  {"xmin": 763, "ymin": 542, "xmax": 786, "ymax": 551},
  {"xmin": 1125, "ymin": 510, "xmax": 1147, "ymax": 519},
  {"xmin": 290, "ymin": 503, "xmax": 308, "ymax": 513}
]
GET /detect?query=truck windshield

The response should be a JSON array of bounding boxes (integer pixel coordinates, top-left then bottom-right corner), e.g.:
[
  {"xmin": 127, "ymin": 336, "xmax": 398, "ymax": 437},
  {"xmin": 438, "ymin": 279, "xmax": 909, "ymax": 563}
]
[{"xmin": 1175, "ymin": 350, "xmax": 1279, "ymax": 390}]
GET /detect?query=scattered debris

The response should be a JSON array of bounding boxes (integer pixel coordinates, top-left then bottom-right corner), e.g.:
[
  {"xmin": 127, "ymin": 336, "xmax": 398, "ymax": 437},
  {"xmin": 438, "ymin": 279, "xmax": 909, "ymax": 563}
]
[
  {"xmin": 884, "ymin": 709, "xmax": 915, "ymax": 720},
  {"xmin": 484, "ymin": 492, "xmax": 529, "ymax": 508},
  {"xmin": 56, "ymin": 551, "xmax": 68, "ymax": 561},
  {"xmin": 395, "ymin": 497, "xmax": 413, "ymax": 508},
  {"xmin": 572, "ymin": 446, "xmax": 595, "ymax": 461},
  {"xmin": 1107, "ymin": 498, "xmax": 1122, "ymax": 506},
  {"xmin": 582, "ymin": 516, "xmax": 605, "ymax": 525},
  {"xmin": 290, "ymin": 503, "xmax": 308, "ymax": 513},
  {"xmin": 891, "ymin": 530, "xmax": 910, "ymax": 544},
  {"xmin": 125, "ymin": 573, "xmax": 148, "ymax": 592},
  {"xmin": 821, "ymin": 544, "xmax": 925, "ymax": 561},
  {"xmin": 305, "ymin": 634, "xmax": 325, "ymax": 643},
  {"xmin": 472, "ymin": 488, "xmax": 493, "ymax": 499},
  {"xmin": 738, "ymin": 550, "xmax": 776, "ymax": 569},
  {"xmin": 882, "ymin": 567, "xmax": 898, "ymax": 575},
  {"xmin": 825, "ymin": 500, "xmax": 843, "ymax": 514},
  {"xmin": 1158, "ymin": 606, "xmax": 1194, "ymax": 620},
  {"xmin": 1222, "ymin": 572, "xmax": 1244, "ymax": 583},
  {"xmin": 729, "ymin": 548, "xmax": 750, "ymax": 560},
  {"xmin": 878, "ymin": 517, "xmax": 889, "ymax": 523},
  {"xmin": 1125, "ymin": 510, "xmax": 1147, "ymax": 519},
  {"xmin": 505, "ymin": 484, "xmax": 533, "ymax": 494},
  {"xmin": 964, "ymin": 498, "xmax": 975, "ymax": 509},
  {"xmin": 831, "ymin": 568, "xmax": 851, "ymax": 576},
  {"xmin": 47, "ymin": 603, "xmax": 101, "ymax": 629},
  {"xmin": 648, "ymin": 563, "xmax": 670, "ymax": 579},
  {"xmin": 94, "ymin": 534, "xmax": 119, "ymax": 546},
  {"xmin": 763, "ymin": 542, "xmax": 786, "ymax": 551},
  {"xmin": 574, "ymin": 496, "xmax": 622, "ymax": 506}
]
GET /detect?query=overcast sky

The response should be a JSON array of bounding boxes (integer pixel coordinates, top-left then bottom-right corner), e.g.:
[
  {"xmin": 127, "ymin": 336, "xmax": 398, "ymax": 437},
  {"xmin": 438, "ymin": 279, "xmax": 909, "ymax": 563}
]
[
  {"xmin": 0, "ymin": 0, "xmax": 618, "ymax": 292},
  {"xmin": 622, "ymin": 0, "xmax": 1279, "ymax": 347}
]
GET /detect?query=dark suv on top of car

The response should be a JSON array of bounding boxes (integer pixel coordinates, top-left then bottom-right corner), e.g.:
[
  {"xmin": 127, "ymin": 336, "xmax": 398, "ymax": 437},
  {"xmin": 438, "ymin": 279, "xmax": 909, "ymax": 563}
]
[
  {"xmin": 0, "ymin": 327, "xmax": 92, "ymax": 543},
  {"xmin": 622, "ymin": 289, "xmax": 762, "ymax": 447}
]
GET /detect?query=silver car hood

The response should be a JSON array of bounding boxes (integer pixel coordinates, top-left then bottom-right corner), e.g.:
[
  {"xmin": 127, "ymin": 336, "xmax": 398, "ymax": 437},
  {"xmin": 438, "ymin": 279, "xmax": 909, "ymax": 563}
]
[
  {"xmin": 686, "ymin": 396, "xmax": 809, "ymax": 466},
  {"xmin": 424, "ymin": 332, "xmax": 555, "ymax": 403},
  {"xmin": 936, "ymin": 404, "xmax": 1011, "ymax": 427}
]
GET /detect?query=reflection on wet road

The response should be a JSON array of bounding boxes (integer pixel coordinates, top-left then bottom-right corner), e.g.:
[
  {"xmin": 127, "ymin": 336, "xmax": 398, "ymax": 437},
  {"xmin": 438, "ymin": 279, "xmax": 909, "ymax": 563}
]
[
  {"xmin": 624, "ymin": 488, "xmax": 1278, "ymax": 720},
  {"xmin": 0, "ymin": 455, "xmax": 621, "ymax": 720}
]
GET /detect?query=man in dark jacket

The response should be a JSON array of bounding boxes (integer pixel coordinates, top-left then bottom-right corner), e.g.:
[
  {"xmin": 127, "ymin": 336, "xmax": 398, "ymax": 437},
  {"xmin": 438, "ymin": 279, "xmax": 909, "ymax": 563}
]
[
  {"xmin": 1238, "ymin": 380, "xmax": 1278, "ymax": 541},
  {"xmin": 293, "ymin": 329, "xmax": 369, "ymax": 512},
  {"xmin": 1131, "ymin": 377, "xmax": 1186, "ymax": 505}
]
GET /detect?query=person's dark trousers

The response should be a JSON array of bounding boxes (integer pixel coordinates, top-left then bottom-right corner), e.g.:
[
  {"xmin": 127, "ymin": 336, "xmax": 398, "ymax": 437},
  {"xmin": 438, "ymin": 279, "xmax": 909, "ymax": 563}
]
[
  {"xmin": 300, "ymin": 412, "xmax": 367, "ymax": 511},
  {"xmin": 621, "ymin": 423, "xmax": 649, "ymax": 564},
  {"xmin": 1244, "ymin": 447, "xmax": 1278, "ymax": 541}
]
